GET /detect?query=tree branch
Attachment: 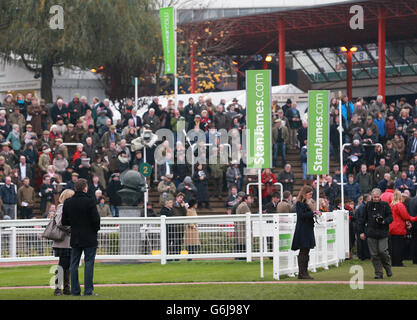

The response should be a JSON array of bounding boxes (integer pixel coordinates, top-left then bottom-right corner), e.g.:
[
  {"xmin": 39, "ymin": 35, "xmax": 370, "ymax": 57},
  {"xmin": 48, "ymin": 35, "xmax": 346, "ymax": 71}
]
[{"xmin": 20, "ymin": 55, "xmax": 40, "ymax": 73}]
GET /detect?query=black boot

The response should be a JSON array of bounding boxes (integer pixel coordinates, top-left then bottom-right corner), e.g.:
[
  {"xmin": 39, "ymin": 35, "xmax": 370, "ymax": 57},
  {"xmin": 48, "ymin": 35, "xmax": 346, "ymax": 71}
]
[
  {"xmin": 297, "ymin": 254, "xmax": 313, "ymax": 280},
  {"xmin": 304, "ymin": 256, "xmax": 314, "ymax": 280},
  {"xmin": 63, "ymin": 269, "xmax": 71, "ymax": 295},
  {"xmin": 54, "ymin": 269, "xmax": 62, "ymax": 296}
]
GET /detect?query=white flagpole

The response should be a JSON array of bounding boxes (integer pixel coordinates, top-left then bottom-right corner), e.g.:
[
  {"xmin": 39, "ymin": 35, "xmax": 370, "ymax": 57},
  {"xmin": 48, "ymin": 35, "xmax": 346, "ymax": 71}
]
[
  {"xmin": 316, "ymin": 175, "xmax": 320, "ymax": 211},
  {"xmin": 135, "ymin": 77, "xmax": 138, "ymax": 110},
  {"xmin": 258, "ymin": 168, "xmax": 264, "ymax": 278},
  {"xmin": 174, "ymin": 7, "xmax": 179, "ymax": 106},
  {"xmin": 338, "ymin": 99, "xmax": 345, "ymax": 210}
]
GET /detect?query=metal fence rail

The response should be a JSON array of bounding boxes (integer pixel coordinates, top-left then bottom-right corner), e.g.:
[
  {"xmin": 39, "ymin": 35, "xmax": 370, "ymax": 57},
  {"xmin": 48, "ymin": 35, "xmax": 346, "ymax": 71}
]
[{"xmin": 0, "ymin": 212, "xmax": 349, "ymax": 279}]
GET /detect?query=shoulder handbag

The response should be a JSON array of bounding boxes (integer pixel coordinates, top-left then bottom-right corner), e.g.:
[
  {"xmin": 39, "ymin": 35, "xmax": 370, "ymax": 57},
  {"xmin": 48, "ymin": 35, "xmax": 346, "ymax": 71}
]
[{"xmin": 42, "ymin": 215, "xmax": 67, "ymax": 241}]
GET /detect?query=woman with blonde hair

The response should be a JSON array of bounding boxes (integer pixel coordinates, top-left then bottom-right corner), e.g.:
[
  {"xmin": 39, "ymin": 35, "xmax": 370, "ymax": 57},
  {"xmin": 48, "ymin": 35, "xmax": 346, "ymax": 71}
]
[
  {"xmin": 389, "ymin": 190, "xmax": 417, "ymax": 267},
  {"xmin": 291, "ymin": 185, "xmax": 322, "ymax": 279},
  {"xmin": 51, "ymin": 189, "xmax": 75, "ymax": 296}
]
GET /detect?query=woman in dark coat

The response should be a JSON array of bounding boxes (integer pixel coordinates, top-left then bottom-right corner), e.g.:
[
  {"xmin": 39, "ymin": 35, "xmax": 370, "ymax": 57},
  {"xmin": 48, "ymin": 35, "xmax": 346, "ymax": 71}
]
[
  {"xmin": 291, "ymin": 185, "xmax": 321, "ymax": 279},
  {"xmin": 192, "ymin": 164, "xmax": 210, "ymax": 209}
]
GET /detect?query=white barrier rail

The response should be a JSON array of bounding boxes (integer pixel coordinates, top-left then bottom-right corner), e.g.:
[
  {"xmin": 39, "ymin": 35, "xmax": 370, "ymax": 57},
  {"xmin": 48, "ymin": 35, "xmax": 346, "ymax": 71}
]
[{"xmin": 0, "ymin": 211, "xmax": 349, "ymax": 278}]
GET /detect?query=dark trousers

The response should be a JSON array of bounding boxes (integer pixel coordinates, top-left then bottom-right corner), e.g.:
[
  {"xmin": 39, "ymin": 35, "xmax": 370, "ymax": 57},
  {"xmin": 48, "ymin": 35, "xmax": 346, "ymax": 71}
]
[
  {"xmin": 70, "ymin": 247, "xmax": 97, "ymax": 296},
  {"xmin": 167, "ymin": 224, "xmax": 184, "ymax": 255},
  {"xmin": 20, "ymin": 207, "xmax": 33, "ymax": 219},
  {"xmin": 356, "ymin": 233, "xmax": 370, "ymax": 260},
  {"xmin": 411, "ymin": 233, "xmax": 417, "ymax": 264},
  {"xmin": 212, "ymin": 178, "xmax": 223, "ymax": 197},
  {"xmin": 390, "ymin": 235, "xmax": 405, "ymax": 266},
  {"xmin": 273, "ymin": 142, "xmax": 286, "ymax": 168},
  {"xmin": 59, "ymin": 256, "xmax": 71, "ymax": 270}
]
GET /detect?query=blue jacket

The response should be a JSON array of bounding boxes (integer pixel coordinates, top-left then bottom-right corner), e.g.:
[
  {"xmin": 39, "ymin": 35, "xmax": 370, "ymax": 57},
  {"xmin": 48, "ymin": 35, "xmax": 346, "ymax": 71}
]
[
  {"xmin": 0, "ymin": 184, "xmax": 17, "ymax": 205},
  {"xmin": 344, "ymin": 182, "xmax": 361, "ymax": 205},
  {"xmin": 342, "ymin": 102, "xmax": 354, "ymax": 122},
  {"xmin": 395, "ymin": 178, "xmax": 415, "ymax": 194},
  {"xmin": 374, "ymin": 118, "xmax": 386, "ymax": 138}
]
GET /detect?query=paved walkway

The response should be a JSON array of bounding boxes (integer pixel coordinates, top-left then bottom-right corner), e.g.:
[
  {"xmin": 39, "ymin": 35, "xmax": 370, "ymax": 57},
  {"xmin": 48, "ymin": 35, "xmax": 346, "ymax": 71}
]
[{"xmin": 2, "ymin": 280, "xmax": 417, "ymax": 290}]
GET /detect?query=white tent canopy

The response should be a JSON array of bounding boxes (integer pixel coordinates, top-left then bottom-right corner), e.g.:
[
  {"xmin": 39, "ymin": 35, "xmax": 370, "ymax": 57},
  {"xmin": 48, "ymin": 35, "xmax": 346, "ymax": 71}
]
[{"xmin": 135, "ymin": 84, "xmax": 306, "ymax": 115}]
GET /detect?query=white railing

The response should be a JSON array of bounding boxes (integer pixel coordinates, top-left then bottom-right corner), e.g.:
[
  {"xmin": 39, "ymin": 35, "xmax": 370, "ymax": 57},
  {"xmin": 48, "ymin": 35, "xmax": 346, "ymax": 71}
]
[{"xmin": 0, "ymin": 211, "xmax": 349, "ymax": 279}]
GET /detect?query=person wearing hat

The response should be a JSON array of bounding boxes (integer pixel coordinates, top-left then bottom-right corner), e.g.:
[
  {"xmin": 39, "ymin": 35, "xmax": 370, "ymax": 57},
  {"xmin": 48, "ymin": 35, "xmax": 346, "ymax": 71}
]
[
  {"xmin": 37, "ymin": 130, "xmax": 53, "ymax": 150},
  {"xmin": 1, "ymin": 141, "xmax": 18, "ymax": 167},
  {"xmin": 26, "ymin": 97, "xmax": 43, "ymax": 136},
  {"xmin": 54, "ymin": 115, "xmax": 68, "ymax": 137},
  {"xmin": 81, "ymin": 124, "xmax": 99, "ymax": 146},
  {"xmin": 0, "ymin": 117, "xmax": 11, "ymax": 140},
  {"xmin": 8, "ymin": 104, "xmax": 26, "ymax": 131},
  {"xmin": 62, "ymin": 123, "xmax": 78, "ymax": 143},
  {"xmin": 384, "ymin": 140, "xmax": 400, "ymax": 169},
  {"xmin": 209, "ymin": 146, "xmax": 226, "ymax": 200},
  {"xmin": 101, "ymin": 124, "xmax": 120, "ymax": 149},
  {"xmin": 22, "ymin": 124, "xmax": 36, "ymax": 145},
  {"xmin": 177, "ymin": 177, "xmax": 197, "ymax": 204},
  {"xmin": 106, "ymin": 173, "xmax": 122, "ymax": 217},
  {"xmin": 54, "ymin": 138, "xmax": 69, "ymax": 160},
  {"xmin": 68, "ymin": 93, "xmax": 84, "ymax": 125},
  {"xmin": 157, "ymin": 174, "xmax": 176, "ymax": 206},
  {"xmin": 184, "ymin": 198, "xmax": 200, "ymax": 258},
  {"xmin": 73, "ymin": 118, "xmax": 86, "ymax": 142},
  {"xmin": 364, "ymin": 115, "xmax": 379, "ymax": 138}
]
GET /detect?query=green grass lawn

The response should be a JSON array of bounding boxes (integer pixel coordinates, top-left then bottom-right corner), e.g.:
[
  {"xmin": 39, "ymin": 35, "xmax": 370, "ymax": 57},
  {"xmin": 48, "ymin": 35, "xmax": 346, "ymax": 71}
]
[{"xmin": 0, "ymin": 259, "xmax": 416, "ymax": 300}]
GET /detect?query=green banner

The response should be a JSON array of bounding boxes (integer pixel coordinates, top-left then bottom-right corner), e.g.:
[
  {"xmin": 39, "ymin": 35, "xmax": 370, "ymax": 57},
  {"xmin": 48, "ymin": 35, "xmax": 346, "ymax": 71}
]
[
  {"xmin": 246, "ymin": 70, "xmax": 272, "ymax": 169},
  {"xmin": 307, "ymin": 90, "xmax": 330, "ymax": 175},
  {"xmin": 279, "ymin": 233, "xmax": 292, "ymax": 251},
  {"xmin": 159, "ymin": 7, "xmax": 176, "ymax": 75},
  {"xmin": 327, "ymin": 228, "xmax": 336, "ymax": 244}
]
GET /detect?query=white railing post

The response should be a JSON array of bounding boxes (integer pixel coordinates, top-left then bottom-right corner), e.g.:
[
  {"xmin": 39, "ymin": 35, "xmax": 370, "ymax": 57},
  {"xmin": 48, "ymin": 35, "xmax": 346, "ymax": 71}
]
[
  {"xmin": 335, "ymin": 210, "xmax": 346, "ymax": 262},
  {"xmin": 288, "ymin": 214, "xmax": 296, "ymax": 277},
  {"xmin": 10, "ymin": 227, "xmax": 16, "ymax": 258},
  {"xmin": 273, "ymin": 214, "xmax": 280, "ymax": 280},
  {"xmin": 323, "ymin": 212, "xmax": 329, "ymax": 270},
  {"xmin": 246, "ymin": 213, "xmax": 252, "ymax": 262},
  {"xmin": 344, "ymin": 210, "xmax": 350, "ymax": 259},
  {"xmin": 273, "ymin": 183, "xmax": 284, "ymax": 202},
  {"xmin": 0, "ymin": 227, "xmax": 2, "ymax": 258},
  {"xmin": 160, "ymin": 215, "xmax": 167, "ymax": 265}
]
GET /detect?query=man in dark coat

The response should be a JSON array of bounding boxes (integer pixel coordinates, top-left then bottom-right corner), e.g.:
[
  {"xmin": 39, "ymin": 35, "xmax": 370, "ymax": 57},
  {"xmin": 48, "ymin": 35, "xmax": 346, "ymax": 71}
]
[
  {"xmin": 407, "ymin": 196, "xmax": 417, "ymax": 264},
  {"xmin": 106, "ymin": 173, "xmax": 122, "ymax": 217},
  {"xmin": 355, "ymin": 194, "xmax": 371, "ymax": 261},
  {"xmin": 62, "ymin": 178, "xmax": 100, "ymax": 296},
  {"xmin": 358, "ymin": 188, "xmax": 393, "ymax": 279}
]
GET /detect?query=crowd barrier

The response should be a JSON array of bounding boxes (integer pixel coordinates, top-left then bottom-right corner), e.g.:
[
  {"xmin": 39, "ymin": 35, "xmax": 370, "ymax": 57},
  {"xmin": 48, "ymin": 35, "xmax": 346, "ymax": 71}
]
[{"xmin": 0, "ymin": 211, "xmax": 349, "ymax": 279}]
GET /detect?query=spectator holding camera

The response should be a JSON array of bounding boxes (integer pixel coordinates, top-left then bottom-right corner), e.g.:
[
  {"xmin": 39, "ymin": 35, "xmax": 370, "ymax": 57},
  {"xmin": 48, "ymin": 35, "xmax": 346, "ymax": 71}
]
[{"xmin": 358, "ymin": 188, "xmax": 393, "ymax": 279}]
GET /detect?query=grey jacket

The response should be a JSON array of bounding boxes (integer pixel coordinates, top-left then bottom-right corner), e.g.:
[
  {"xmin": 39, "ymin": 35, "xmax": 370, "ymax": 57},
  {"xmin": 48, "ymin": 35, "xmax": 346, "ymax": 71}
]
[{"xmin": 52, "ymin": 204, "xmax": 71, "ymax": 249}]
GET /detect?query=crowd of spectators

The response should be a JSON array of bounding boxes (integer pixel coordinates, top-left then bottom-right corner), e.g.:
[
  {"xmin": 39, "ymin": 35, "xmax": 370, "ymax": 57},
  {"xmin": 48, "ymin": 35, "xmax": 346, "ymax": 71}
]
[{"xmin": 0, "ymin": 90, "xmax": 416, "ymax": 263}]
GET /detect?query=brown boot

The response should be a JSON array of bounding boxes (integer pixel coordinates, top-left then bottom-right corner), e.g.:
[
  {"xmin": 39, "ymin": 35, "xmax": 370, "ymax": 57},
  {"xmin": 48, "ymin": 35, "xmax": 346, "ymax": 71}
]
[{"xmin": 63, "ymin": 269, "xmax": 71, "ymax": 295}]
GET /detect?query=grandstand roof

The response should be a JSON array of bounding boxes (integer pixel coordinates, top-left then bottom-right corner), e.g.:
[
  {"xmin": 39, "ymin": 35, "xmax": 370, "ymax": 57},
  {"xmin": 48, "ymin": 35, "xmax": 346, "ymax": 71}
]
[{"xmin": 180, "ymin": 0, "xmax": 417, "ymax": 55}]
